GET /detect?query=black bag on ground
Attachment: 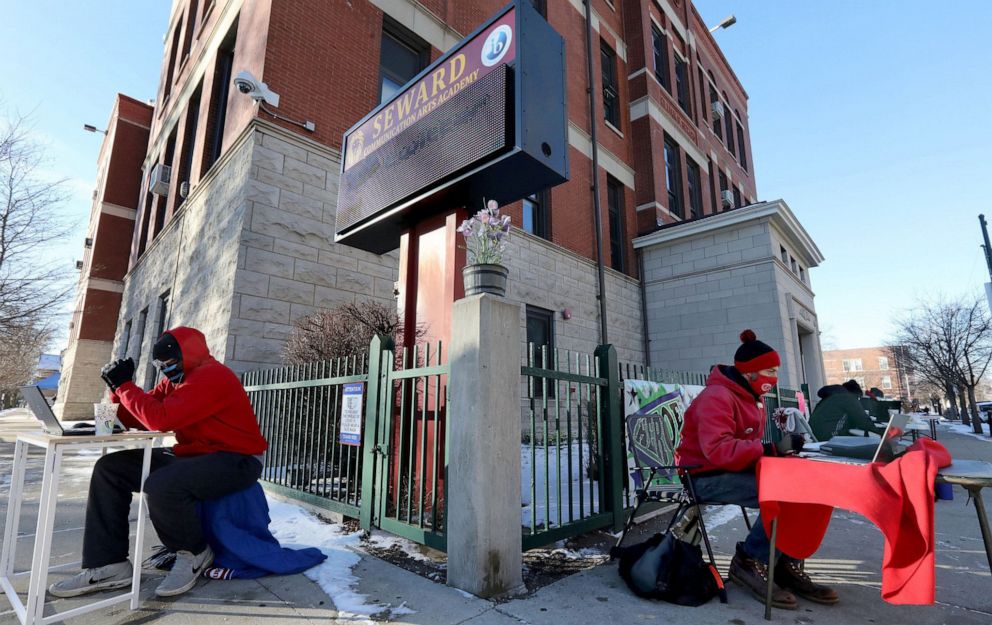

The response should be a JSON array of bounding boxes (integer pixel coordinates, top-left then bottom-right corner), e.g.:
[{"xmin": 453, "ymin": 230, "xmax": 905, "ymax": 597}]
[{"xmin": 612, "ymin": 532, "xmax": 721, "ymax": 606}]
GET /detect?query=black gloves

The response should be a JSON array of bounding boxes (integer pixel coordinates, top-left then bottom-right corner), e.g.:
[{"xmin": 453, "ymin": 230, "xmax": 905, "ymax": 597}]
[
  {"xmin": 101, "ymin": 358, "xmax": 136, "ymax": 390},
  {"xmin": 763, "ymin": 433, "xmax": 805, "ymax": 457}
]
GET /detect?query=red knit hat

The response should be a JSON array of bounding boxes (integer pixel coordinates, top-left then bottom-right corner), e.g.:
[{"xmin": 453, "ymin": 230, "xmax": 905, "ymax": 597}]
[{"xmin": 734, "ymin": 329, "xmax": 781, "ymax": 374}]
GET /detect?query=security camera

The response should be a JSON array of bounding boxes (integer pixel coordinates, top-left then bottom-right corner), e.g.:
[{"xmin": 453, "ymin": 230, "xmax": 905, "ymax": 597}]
[{"xmin": 232, "ymin": 70, "xmax": 280, "ymax": 107}]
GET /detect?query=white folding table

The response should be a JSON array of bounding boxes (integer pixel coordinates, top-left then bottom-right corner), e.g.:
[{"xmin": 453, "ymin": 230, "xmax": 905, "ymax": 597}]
[{"xmin": 0, "ymin": 431, "xmax": 167, "ymax": 625}]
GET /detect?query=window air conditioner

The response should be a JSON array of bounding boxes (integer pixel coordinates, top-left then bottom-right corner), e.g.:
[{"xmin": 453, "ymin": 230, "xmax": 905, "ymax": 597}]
[
  {"xmin": 711, "ymin": 100, "xmax": 725, "ymax": 120},
  {"xmin": 75, "ymin": 260, "xmax": 84, "ymax": 270},
  {"xmin": 150, "ymin": 164, "xmax": 171, "ymax": 196},
  {"xmin": 84, "ymin": 238, "xmax": 93, "ymax": 248},
  {"xmin": 720, "ymin": 190, "xmax": 734, "ymax": 207},
  {"xmin": 179, "ymin": 181, "xmax": 190, "ymax": 199}
]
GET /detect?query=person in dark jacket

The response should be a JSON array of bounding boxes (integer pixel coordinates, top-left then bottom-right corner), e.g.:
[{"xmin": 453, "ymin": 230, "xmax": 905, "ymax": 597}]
[
  {"xmin": 810, "ymin": 379, "xmax": 886, "ymax": 441},
  {"xmin": 676, "ymin": 330, "xmax": 838, "ymax": 610},
  {"xmin": 50, "ymin": 327, "xmax": 268, "ymax": 599}
]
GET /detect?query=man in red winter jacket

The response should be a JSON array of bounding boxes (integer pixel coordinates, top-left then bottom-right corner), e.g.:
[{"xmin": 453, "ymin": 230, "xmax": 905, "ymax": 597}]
[
  {"xmin": 49, "ymin": 327, "xmax": 268, "ymax": 599},
  {"xmin": 675, "ymin": 330, "xmax": 838, "ymax": 610}
]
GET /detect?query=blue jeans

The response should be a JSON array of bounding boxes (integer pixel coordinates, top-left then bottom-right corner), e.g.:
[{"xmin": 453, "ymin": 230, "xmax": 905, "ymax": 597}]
[{"xmin": 689, "ymin": 470, "xmax": 776, "ymax": 562}]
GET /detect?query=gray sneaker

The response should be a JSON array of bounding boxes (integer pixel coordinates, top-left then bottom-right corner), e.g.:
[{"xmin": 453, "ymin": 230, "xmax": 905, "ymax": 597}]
[
  {"xmin": 48, "ymin": 561, "xmax": 133, "ymax": 598},
  {"xmin": 155, "ymin": 546, "xmax": 213, "ymax": 597}
]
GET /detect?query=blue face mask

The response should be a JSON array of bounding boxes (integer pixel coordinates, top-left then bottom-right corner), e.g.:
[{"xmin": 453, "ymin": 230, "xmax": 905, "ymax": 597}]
[{"xmin": 155, "ymin": 359, "xmax": 184, "ymax": 384}]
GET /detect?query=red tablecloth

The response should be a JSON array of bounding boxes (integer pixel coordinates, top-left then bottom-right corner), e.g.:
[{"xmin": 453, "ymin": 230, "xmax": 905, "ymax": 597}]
[{"xmin": 756, "ymin": 439, "xmax": 951, "ymax": 604}]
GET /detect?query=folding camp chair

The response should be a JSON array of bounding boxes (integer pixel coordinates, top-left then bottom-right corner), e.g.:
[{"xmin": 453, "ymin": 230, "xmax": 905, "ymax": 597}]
[{"xmin": 618, "ymin": 411, "xmax": 752, "ymax": 603}]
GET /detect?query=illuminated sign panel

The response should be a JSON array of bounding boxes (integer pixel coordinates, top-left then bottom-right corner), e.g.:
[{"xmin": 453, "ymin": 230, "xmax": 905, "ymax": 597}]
[{"xmin": 336, "ymin": 1, "xmax": 567, "ymax": 254}]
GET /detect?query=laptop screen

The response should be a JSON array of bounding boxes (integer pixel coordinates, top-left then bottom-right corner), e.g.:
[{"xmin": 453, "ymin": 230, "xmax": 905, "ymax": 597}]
[
  {"xmin": 18, "ymin": 385, "xmax": 63, "ymax": 434},
  {"xmin": 871, "ymin": 412, "xmax": 910, "ymax": 463}
]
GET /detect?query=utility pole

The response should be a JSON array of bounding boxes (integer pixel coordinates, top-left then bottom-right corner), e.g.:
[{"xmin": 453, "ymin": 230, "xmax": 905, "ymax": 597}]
[{"xmin": 980, "ymin": 215, "xmax": 992, "ymax": 280}]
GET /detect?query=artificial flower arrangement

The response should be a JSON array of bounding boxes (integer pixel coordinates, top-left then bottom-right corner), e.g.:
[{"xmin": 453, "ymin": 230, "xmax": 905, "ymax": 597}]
[{"xmin": 456, "ymin": 199, "xmax": 511, "ymax": 265}]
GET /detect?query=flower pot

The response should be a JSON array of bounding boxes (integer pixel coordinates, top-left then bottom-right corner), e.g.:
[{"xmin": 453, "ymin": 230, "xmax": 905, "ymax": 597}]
[{"xmin": 462, "ymin": 263, "xmax": 509, "ymax": 297}]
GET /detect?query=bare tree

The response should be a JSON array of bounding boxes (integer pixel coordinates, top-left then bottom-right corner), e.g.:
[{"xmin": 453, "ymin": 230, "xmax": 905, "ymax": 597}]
[
  {"xmin": 283, "ymin": 300, "xmax": 423, "ymax": 364},
  {"xmin": 0, "ymin": 112, "xmax": 73, "ymax": 396},
  {"xmin": 891, "ymin": 296, "xmax": 992, "ymax": 435},
  {"xmin": 1, "ymin": 115, "xmax": 74, "ymax": 334}
]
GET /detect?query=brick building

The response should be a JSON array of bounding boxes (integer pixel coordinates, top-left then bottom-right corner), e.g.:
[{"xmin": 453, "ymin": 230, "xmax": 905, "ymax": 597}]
[
  {"xmin": 823, "ymin": 346, "xmax": 917, "ymax": 402},
  {"xmin": 56, "ymin": 0, "xmax": 826, "ymax": 413}
]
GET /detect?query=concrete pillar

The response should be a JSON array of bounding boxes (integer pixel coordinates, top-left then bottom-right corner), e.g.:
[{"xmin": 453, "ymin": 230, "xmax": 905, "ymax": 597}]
[{"xmin": 446, "ymin": 294, "xmax": 523, "ymax": 598}]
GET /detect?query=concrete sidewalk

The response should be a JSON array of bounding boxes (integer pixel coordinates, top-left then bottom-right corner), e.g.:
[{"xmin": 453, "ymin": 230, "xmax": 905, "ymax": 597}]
[{"xmin": 1, "ymin": 408, "xmax": 990, "ymax": 624}]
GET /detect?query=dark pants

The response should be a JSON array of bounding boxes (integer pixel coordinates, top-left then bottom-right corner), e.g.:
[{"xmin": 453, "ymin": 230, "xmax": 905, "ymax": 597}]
[
  {"xmin": 691, "ymin": 470, "xmax": 777, "ymax": 562},
  {"xmin": 82, "ymin": 448, "xmax": 262, "ymax": 568}
]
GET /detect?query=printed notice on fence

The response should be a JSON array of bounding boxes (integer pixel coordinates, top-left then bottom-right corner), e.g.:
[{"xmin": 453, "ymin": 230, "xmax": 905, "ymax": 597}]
[{"xmin": 339, "ymin": 383, "xmax": 364, "ymax": 446}]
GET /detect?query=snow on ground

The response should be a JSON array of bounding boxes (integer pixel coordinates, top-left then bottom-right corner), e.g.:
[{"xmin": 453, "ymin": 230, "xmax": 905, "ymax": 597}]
[
  {"xmin": 946, "ymin": 422, "xmax": 991, "ymax": 441},
  {"xmin": 702, "ymin": 503, "xmax": 747, "ymax": 531},
  {"xmin": 266, "ymin": 497, "xmax": 415, "ymax": 622},
  {"xmin": 521, "ymin": 442, "xmax": 600, "ymax": 529},
  {"xmin": 364, "ymin": 531, "xmax": 436, "ymax": 563}
]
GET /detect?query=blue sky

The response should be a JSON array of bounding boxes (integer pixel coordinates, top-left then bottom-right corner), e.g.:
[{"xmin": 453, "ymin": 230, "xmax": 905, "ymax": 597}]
[
  {"xmin": 1, "ymin": 1, "xmax": 989, "ymax": 352},
  {"xmin": 0, "ymin": 1, "xmax": 169, "ymax": 349},
  {"xmin": 695, "ymin": 0, "xmax": 992, "ymax": 349}
]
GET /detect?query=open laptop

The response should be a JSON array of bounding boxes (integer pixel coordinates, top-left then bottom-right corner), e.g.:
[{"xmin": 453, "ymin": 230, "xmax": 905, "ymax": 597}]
[
  {"xmin": 19, "ymin": 385, "xmax": 121, "ymax": 436},
  {"xmin": 807, "ymin": 413, "xmax": 910, "ymax": 464}
]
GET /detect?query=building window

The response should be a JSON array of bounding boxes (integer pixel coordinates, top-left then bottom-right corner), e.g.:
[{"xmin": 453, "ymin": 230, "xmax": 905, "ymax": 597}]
[
  {"xmin": 181, "ymin": 0, "xmax": 199, "ymax": 64},
  {"xmin": 878, "ymin": 357, "xmax": 889, "ymax": 370},
  {"xmin": 697, "ymin": 67, "xmax": 706, "ymax": 124},
  {"xmin": 854, "ymin": 376, "xmax": 866, "ymax": 389},
  {"xmin": 707, "ymin": 159, "xmax": 717, "ymax": 215},
  {"xmin": 120, "ymin": 320, "xmax": 133, "ymax": 359},
  {"xmin": 150, "ymin": 292, "xmax": 171, "ymax": 381},
  {"xmin": 736, "ymin": 118, "xmax": 748, "ymax": 171},
  {"xmin": 651, "ymin": 26, "xmax": 670, "ymax": 92},
  {"xmin": 601, "ymin": 40, "xmax": 620, "ymax": 127},
  {"xmin": 799, "ymin": 266, "xmax": 806, "ymax": 284},
  {"xmin": 162, "ymin": 18, "xmax": 184, "ymax": 103},
  {"xmin": 718, "ymin": 170, "xmax": 729, "ymax": 210},
  {"xmin": 607, "ymin": 175, "xmax": 625, "ymax": 272},
  {"xmin": 789, "ymin": 255, "xmax": 798, "ymax": 274},
  {"xmin": 523, "ymin": 190, "xmax": 550, "ymax": 240},
  {"xmin": 526, "ymin": 306, "xmax": 556, "ymax": 398},
  {"xmin": 733, "ymin": 185, "xmax": 742, "ymax": 209},
  {"xmin": 380, "ymin": 19, "xmax": 429, "ymax": 104},
  {"xmin": 723, "ymin": 95, "xmax": 735, "ymax": 155},
  {"xmin": 204, "ymin": 20, "xmax": 236, "ymax": 173},
  {"xmin": 134, "ymin": 307, "xmax": 149, "ymax": 377},
  {"xmin": 708, "ymin": 74, "xmax": 722, "ymax": 139},
  {"xmin": 780, "ymin": 245, "xmax": 788, "ymax": 264},
  {"xmin": 686, "ymin": 160, "xmax": 702, "ymax": 219},
  {"xmin": 674, "ymin": 54, "xmax": 691, "ymax": 115},
  {"xmin": 881, "ymin": 375, "xmax": 892, "ymax": 390},
  {"xmin": 663, "ymin": 135, "xmax": 683, "ymax": 219},
  {"xmin": 176, "ymin": 84, "xmax": 202, "ymax": 208},
  {"xmin": 843, "ymin": 358, "xmax": 864, "ymax": 373}
]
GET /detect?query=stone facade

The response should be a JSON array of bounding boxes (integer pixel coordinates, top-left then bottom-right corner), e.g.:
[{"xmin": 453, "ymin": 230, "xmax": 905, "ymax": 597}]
[
  {"xmin": 635, "ymin": 200, "xmax": 825, "ymax": 391},
  {"xmin": 55, "ymin": 339, "xmax": 113, "ymax": 420},
  {"xmin": 504, "ymin": 229, "xmax": 644, "ymax": 364}
]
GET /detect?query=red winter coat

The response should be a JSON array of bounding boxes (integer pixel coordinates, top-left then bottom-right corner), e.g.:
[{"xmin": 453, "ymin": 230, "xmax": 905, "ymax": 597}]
[
  {"xmin": 675, "ymin": 365, "xmax": 766, "ymax": 473},
  {"xmin": 114, "ymin": 326, "xmax": 268, "ymax": 457}
]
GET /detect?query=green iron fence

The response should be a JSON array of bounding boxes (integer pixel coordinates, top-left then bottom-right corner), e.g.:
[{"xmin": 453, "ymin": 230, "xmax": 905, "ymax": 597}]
[
  {"xmin": 520, "ymin": 343, "xmax": 624, "ymax": 550},
  {"xmin": 243, "ymin": 355, "xmax": 370, "ymax": 518}
]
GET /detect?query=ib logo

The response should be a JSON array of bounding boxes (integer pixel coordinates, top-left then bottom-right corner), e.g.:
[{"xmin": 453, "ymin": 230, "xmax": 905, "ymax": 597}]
[{"xmin": 481, "ymin": 25, "xmax": 512, "ymax": 67}]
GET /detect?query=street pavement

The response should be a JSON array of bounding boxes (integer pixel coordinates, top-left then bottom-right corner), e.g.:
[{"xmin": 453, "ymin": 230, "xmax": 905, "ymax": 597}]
[{"xmin": 0, "ymin": 407, "xmax": 989, "ymax": 624}]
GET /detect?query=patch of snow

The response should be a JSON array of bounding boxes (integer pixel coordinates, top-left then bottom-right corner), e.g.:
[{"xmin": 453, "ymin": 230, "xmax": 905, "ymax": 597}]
[
  {"xmin": 946, "ymin": 422, "xmax": 991, "ymax": 441},
  {"xmin": 364, "ymin": 530, "xmax": 435, "ymax": 563},
  {"xmin": 266, "ymin": 497, "xmax": 415, "ymax": 622},
  {"xmin": 521, "ymin": 442, "xmax": 600, "ymax": 530},
  {"xmin": 702, "ymin": 504, "xmax": 746, "ymax": 531},
  {"xmin": 453, "ymin": 588, "xmax": 475, "ymax": 599}
]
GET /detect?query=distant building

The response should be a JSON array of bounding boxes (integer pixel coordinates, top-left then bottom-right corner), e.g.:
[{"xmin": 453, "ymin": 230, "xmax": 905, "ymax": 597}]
[
  {"xmin": 35, "ymin": 354, "xmax": 62, "ymax": 399},
  {"xmin": 822, "ymin": 346, "xmax": 917, "ymax": 401}
]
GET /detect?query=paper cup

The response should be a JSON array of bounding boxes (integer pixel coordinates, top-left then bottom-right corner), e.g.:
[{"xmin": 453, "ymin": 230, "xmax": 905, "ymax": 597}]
[{"xmin": 94, "ymin": 403, "xmax": 118, "ymax": 436}]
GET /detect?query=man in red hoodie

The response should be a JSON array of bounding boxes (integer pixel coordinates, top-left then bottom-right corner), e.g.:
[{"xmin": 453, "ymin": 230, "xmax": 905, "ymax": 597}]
[
  {"xmin": 675, "ymin": 330, "xmax": 837, "ymax": 610},
  {"xmin": 49, "ymin": 327, "xmax": 268, "ymax": 599}
]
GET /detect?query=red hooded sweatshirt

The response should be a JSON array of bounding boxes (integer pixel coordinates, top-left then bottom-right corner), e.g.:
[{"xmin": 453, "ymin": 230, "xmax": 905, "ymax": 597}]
[
  {"xmin": 675, "ymin": 365, "xmax": 766, "ymax": 473},
  {"xmin": 114, "ymin": 326, "xmax": 268, "ymax": 457}
]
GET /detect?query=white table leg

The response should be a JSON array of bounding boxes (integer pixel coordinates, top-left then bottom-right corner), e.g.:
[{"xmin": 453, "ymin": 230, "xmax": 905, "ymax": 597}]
[
  {"xmin": 1, "ymin": 440, "xmax": 29, "ymax": 580},
  {"xmin": 130, "ymin": 442, "xmax": 153, "ymax": 609},
  {"xmin": 25, "ymin": 446, "xmax": 61, "ymax": 625}
]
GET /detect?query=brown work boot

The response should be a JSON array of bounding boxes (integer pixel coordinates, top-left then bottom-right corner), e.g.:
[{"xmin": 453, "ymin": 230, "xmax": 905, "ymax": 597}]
[
  {"xmin": 775, "ymin": 558, "xmax": 839, "ymax": 605},
  {"xmin": 728, "ymin": 543, "xmax": 798, "ymax": 610}
]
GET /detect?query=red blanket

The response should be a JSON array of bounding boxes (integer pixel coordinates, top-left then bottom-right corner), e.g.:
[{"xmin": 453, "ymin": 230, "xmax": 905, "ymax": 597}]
[{"xmin": 756, "ymin": 439, "xmax": 952, "ymax": 604}]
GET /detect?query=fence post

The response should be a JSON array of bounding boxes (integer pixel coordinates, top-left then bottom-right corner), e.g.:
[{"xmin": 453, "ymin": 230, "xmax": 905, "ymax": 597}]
[
  {"xmin": 595, "ymin": 344, "xmax": 625, "ymax": 532},
  {"xmin": 360, "ymin": 334, "xmax": 393, "ymax": 531},
  {"xmin": 446, "ymin": 294, "xmax": 523, "ymax": 598}
]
